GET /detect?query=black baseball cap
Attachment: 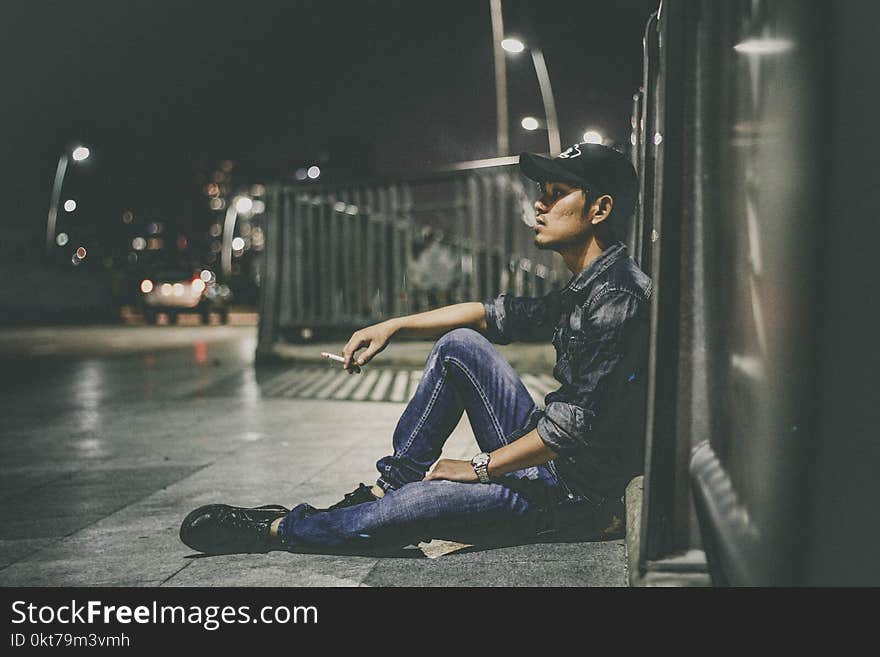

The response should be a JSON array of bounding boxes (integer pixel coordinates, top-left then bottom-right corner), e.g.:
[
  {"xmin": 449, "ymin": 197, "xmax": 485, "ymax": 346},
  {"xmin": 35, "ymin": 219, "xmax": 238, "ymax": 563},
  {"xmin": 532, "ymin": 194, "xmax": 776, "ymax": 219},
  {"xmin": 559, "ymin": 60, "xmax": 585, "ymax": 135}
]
[{"xmin": 519, "ymin": 142, "xmax": 639, "ymax": 220}]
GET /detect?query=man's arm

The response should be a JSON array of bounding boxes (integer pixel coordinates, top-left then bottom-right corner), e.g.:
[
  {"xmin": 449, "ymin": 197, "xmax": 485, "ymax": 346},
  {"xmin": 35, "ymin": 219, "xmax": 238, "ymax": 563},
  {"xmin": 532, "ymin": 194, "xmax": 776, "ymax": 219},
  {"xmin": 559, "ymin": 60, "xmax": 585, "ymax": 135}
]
[
  {"xmin": 342, "ymin": 287, "xmax": 563, "ymax": 370},
  {"xmin": 424, "ymin": 428, "xmax": 557, "ymax": 483},
  {"xmin": 341, "ymin": 302, "xmax": 487, "ymax": 371},
  {"xmin": 390, "ymin": 302, "xmax": 488, "ymax": 338}
]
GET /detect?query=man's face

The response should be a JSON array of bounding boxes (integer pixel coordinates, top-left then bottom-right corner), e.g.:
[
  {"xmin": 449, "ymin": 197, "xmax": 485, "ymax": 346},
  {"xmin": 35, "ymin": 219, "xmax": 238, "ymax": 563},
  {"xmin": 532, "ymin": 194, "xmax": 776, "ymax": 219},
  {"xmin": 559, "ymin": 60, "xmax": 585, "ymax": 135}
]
[{"xmin": 532, "ymin": 181, "xmax": 590, "ymax": 250}]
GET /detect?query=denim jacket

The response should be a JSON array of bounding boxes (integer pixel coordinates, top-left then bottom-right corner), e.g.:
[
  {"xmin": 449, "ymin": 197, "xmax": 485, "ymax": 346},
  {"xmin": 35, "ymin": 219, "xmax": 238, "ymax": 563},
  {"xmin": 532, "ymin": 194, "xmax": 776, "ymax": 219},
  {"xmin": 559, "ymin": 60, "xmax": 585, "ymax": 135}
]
[{"xmin": 482, "ymin": 241, "xmax": 653, "ymax": 504}]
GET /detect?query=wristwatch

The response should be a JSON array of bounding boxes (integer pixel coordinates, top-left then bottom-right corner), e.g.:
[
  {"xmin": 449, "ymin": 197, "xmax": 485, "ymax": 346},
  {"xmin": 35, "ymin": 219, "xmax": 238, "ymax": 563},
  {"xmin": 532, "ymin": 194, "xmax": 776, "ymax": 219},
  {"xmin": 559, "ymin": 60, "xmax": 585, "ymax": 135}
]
[{"xmin": 471, "ymin": 452, "xmax": 491, "ymax": 483}]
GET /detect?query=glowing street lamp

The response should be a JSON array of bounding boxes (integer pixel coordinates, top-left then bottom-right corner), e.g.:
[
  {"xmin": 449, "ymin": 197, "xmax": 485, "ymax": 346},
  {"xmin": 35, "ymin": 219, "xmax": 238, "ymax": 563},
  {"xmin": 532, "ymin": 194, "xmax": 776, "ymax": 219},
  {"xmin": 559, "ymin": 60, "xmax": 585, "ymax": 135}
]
[
  {"xmin": 72, "ymin": 146, "xmax": 90, "ymax": 162},
  {"xmin": 501, "ymin": 38, "xmax": 525, "ymax": 53},
  {"xmin": 234, "ymin": 196, "xmax": 253, "ymax": 213},
  {"xmin": 521, "ymin": 116, "xmax": 541, "ymax": 131},
  {"xmin": 221, "ymin": 195, "xmax": 254, "ymax": 277},
  {"xmin": 582, "ymin": 130, "xmax": 604, "ymax": 145},
  {"xmin": 502, "ymin": 37, "xmax": 560, "ymax": 154},
  {"xmin": 46, "ymin": 144, "xmax": 90, "ymax": 255}
]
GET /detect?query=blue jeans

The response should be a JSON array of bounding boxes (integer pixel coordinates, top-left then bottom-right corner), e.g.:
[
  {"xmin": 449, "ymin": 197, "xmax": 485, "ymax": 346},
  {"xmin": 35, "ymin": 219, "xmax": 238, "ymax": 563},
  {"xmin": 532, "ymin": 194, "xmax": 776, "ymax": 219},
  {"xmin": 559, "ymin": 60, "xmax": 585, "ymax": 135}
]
[{"xmin": 277, "ymin": 329, "xmax": 601, "ymax": 551}]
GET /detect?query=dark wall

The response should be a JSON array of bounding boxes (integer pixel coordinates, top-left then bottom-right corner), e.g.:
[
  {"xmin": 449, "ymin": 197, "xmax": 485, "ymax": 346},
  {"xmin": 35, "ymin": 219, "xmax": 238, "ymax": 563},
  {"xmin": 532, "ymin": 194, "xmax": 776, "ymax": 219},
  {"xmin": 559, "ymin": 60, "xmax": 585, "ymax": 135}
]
[{"xmin": 805, "ymin": 0, "xmax": 880, "ymax": 585}]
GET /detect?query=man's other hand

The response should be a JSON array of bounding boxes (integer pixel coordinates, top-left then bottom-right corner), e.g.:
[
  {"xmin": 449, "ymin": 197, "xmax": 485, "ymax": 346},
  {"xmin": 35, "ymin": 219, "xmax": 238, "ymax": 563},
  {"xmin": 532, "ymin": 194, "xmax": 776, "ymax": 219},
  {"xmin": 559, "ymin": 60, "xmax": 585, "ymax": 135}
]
[
  {"xmin": 424, "ymin": 459, "xmax": 478, "ymax": 483},
  {"xmin": 342, "ymin": 321, "xmax": 396, "ymax": 372}
]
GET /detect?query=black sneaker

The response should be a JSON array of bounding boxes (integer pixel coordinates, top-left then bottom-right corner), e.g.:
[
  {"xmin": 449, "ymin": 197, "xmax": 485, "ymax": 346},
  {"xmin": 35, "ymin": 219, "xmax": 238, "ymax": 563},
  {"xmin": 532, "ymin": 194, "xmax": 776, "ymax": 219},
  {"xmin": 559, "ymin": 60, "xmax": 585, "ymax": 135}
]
[
  {"xmin": 321, "ymin": 483, "xmax": 379, "ymax": 511},
  {"xmin": 179, "ymin": 504, "xmax": 289, "ymax": 555}
]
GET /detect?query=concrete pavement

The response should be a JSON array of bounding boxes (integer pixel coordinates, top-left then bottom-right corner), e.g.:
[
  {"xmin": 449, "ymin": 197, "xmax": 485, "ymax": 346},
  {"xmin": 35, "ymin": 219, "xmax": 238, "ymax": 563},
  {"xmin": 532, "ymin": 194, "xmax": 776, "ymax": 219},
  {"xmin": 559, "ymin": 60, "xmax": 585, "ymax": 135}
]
[{"xmin": 0, "ymin": 325, "xmax": 627, "ymax": 587}]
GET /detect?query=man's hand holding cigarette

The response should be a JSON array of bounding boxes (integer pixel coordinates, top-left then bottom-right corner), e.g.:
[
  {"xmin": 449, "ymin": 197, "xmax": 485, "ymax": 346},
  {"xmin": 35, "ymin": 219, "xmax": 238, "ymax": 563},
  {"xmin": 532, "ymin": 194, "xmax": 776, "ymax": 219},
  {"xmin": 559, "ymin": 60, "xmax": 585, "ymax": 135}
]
[{"xmin": 339, "ymin": 320, "xmax": 397, "ymax": 373}]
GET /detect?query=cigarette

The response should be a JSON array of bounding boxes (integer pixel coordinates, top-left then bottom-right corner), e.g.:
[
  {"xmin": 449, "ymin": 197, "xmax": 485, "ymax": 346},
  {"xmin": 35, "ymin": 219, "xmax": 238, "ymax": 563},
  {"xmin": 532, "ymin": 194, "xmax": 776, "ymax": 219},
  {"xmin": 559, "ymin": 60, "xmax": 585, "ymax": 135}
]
[{"xmin": 321, "ymin": 352, "xmax": 361, "ymax": 372}]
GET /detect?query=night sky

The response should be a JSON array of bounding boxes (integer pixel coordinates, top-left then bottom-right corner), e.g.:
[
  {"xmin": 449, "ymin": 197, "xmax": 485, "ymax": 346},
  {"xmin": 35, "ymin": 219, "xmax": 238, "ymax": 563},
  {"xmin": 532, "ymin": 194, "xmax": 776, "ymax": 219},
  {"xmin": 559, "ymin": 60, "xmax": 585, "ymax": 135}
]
[{"xmin": 1, "ymin": 0, "xmax": 658, "ymax": 257}]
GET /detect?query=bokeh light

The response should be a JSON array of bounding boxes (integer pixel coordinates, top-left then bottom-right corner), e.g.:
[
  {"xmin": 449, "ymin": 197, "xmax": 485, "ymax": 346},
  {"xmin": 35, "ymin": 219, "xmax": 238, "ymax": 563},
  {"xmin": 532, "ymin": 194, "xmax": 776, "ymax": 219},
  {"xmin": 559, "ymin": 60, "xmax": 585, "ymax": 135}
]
[{"xmin": 235, "ymin": 196, "xmax": 253, "ymax": 213}]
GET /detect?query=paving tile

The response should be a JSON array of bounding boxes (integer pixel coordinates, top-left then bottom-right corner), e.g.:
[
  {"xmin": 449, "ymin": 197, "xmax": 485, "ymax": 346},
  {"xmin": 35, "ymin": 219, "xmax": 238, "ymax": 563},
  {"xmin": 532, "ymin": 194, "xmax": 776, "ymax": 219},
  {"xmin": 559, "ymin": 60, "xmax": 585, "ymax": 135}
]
[
  {"xmin": 164, "ymin": 552, "xmax": 380, "ymax": 587},
  {"xmin": 363, "ymin": 547, "xmax": 627, "ymax": 587},
  {"xmin": 0, "ymin": 538, "xmax": 54, "ymax": 570}
]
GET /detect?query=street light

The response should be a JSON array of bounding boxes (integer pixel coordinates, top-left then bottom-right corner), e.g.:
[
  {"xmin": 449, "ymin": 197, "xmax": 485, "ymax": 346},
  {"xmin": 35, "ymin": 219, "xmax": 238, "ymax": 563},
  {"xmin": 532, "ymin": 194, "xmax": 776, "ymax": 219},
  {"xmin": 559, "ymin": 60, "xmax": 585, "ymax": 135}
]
[
  {"xmin": 521, "ymin": 116, "xmax": 541, "ymax": 131},
  {"xmin": 46, "ymin": 145, "xmax": 90, "ymax": 256},
  {"xmin": 221, "ymin": 195, "xmax": 253, "ymax": 277},
  {"xmin": 582, "ymin": 130, "xmax": 604, "ymax": 145},
  {"xmin": 234, "ymin": 196, "xmax": 253, "ymax": 213},
  {"xmin": 502, "ymin": 37, "xmax": 561, "ymax": 155},
  {"xmin": 501, "ymin": 38, "xmax": 525, "ymax": 54}
]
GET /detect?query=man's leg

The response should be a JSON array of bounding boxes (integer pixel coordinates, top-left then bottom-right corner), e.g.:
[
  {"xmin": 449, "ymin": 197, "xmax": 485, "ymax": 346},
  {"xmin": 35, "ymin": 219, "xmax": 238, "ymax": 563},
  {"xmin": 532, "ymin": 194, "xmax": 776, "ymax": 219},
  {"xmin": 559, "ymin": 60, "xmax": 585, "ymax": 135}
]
[
  {"xmin": 277, "ymin": 478, "xmax": 560, "ymax": 551},
  {"xmin": 180, "ymin": 328, "xmax": 572, "ymax": 554},
  {"xmin": 274, "ymin": 328, "xmax": 572, "ymax": 550},
  {"xmin": 374, "ymin": 327, "xmax": 544, "ymax": 492}
]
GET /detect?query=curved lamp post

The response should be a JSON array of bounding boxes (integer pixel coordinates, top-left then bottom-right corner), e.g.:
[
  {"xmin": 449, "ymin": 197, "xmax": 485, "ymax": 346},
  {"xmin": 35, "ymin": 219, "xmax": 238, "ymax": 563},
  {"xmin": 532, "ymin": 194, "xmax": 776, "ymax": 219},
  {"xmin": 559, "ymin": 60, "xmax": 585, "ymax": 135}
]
[
  {"xmin": 46, "ymin": 145, "xmax": 89, "ymax": 256},
  {"xmin": 502, "ymin": 38, "xmax": 561, "ymax": 155},
  {"xmin": 220, "ymin": 195, "xmax": 252, "ymax": 277}
]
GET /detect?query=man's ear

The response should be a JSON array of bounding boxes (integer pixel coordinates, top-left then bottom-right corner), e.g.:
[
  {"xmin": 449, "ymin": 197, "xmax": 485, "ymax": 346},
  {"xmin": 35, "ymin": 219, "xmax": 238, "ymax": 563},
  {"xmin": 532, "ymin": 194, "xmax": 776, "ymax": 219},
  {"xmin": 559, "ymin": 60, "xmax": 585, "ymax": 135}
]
[{"xmin": 591, "ymin": 195, "xmax": 614, "ymax": 224}]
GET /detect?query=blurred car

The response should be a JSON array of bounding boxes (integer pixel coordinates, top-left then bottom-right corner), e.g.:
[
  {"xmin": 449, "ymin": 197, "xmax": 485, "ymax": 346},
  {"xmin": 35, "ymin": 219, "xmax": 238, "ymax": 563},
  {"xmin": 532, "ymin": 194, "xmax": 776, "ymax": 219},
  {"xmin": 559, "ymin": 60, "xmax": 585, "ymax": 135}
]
[{"xmin": 138, "ymin": 269, "xmax": 232, "ymax": 324}]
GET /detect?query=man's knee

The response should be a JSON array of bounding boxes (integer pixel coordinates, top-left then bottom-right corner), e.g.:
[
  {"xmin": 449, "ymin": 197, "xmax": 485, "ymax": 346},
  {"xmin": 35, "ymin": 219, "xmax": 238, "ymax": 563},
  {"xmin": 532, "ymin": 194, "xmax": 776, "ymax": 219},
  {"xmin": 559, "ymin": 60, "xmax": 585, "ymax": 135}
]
[{"xmin": 430, "ymin": 327, "xmax": 493, "ymax": 361}]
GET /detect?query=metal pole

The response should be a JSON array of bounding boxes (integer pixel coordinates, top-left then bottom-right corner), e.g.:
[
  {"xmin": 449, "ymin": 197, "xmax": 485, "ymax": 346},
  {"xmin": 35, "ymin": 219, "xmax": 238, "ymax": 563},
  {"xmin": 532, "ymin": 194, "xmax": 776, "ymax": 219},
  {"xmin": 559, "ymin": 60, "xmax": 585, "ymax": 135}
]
[
  {"xmin": 46, "ymin": 153, "xmax": 69, "ymax": 256},
  {"xmin": 530, "ymin": 48, "xmax": 561, "ymax": 155},
  {"xmin": 220, "ymin": 203, "xmax": 239, "ymax": 278},
  {"xmin": 489, "ymin": 0, "xmax": 509, "ymax": 156}
]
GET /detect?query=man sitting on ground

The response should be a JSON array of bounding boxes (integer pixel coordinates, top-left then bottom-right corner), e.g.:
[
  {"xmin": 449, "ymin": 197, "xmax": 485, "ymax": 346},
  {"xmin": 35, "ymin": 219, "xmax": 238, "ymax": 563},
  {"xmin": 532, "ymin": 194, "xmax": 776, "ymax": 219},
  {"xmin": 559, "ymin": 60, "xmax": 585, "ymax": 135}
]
[{"xmin": 180, "ymin": 142, "xmax": 652, "ymax": 555}]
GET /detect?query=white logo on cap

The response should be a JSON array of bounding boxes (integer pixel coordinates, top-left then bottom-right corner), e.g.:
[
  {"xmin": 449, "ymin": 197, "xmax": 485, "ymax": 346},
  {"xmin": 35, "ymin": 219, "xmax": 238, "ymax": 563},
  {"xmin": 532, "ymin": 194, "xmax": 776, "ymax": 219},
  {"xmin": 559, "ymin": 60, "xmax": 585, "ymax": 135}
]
[{"xmin": 558, "ymin": 144, "xmax": 582, "ymax": 159}]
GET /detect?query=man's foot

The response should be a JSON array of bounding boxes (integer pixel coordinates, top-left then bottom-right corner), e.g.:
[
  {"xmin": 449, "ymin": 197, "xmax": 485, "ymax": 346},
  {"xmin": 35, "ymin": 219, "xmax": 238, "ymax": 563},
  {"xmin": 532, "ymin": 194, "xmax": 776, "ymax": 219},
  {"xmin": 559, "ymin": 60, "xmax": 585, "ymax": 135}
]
[
  {"xmin": 179, "ymin": 504, "xmax": 290, "ymax": 554},
  {"xmin": 320, "ymin": 483, "xmax": 382, "ymax": 511}
]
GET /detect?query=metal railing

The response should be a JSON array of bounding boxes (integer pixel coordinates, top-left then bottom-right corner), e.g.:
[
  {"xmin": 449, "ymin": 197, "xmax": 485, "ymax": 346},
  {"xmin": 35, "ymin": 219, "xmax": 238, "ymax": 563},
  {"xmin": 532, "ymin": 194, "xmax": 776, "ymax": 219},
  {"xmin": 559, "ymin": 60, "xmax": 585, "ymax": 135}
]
[{"xmin": 258, "ymin": 162, "xmax": 569, "ymax": 352}]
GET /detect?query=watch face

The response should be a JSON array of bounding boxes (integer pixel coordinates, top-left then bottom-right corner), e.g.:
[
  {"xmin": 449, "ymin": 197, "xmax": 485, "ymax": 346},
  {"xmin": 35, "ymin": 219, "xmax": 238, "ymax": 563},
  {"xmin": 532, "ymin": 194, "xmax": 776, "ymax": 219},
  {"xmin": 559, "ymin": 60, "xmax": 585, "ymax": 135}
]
[{"xmin": 472, "ymin": 453, "xmax": 489, "ymax": 466}]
